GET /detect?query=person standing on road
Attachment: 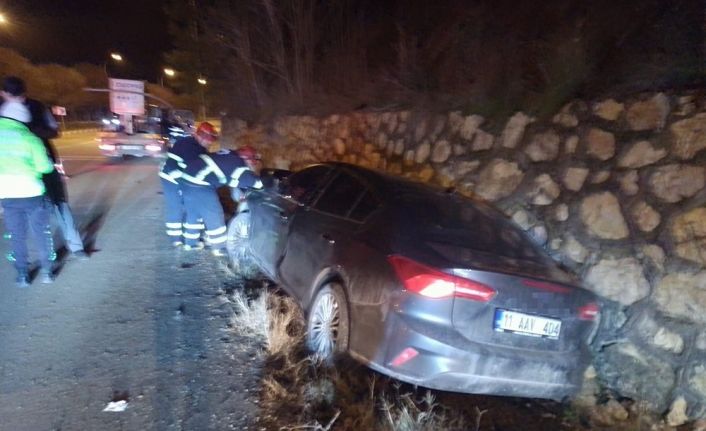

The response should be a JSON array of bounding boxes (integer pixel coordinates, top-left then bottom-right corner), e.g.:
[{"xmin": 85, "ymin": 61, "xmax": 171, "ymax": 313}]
[
  {"xmin": 0, "ymin": 98, "xmax": 55, "ymax": 286},
  {"xmin": 1, "ymin": 76, "xmax": 89, "ymax": 261},
  {"xmin": 180, "ymin": 146, "xmax": 263, "ymax": 256},
  {"xmin": 158, "ymin": 121, "xmax": 216, "ymax": 247}
]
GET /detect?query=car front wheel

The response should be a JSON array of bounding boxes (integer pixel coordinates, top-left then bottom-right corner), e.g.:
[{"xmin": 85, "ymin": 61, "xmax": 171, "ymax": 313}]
[
  {"xmin": 226, "ymin": 212, "xmax": 260, "ymax": 279},
  {"xmin": 306, "ymin": 283, "xmax": 350, "ymax": 361}
]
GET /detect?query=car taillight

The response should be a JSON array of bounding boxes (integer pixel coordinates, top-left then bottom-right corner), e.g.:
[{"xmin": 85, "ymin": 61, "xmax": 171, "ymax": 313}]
[
  {"xmin": 388, "ymin": 255, "xmax": 496, "ymax": 302},
  {"xmin": 578, "ymin": 302, "xmax": 600, "ymax": 321}
]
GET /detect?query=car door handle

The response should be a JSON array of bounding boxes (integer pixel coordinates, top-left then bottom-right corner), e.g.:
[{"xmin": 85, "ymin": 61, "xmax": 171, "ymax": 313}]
[{"xmin": 322, "ymin": 234, "xmax": 335, "ymax": 245}]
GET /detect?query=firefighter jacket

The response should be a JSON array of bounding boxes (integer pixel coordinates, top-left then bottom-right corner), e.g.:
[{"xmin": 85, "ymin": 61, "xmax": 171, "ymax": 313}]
[
  {"xmin": 0, "ymin": 117, "xmax": 54, "ymax": 199},
  {"xmin": 159, "ymin": 136, "xmax": 207, "ymax": 183},
  {"xmin": 180, "ymin": 150, "xmax": 263, "ymax": 190}
]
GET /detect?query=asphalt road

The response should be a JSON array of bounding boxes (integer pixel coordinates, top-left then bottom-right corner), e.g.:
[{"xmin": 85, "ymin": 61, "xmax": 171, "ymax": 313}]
[
  {"xmin": 0, "ymin": 131, "xmax": 260, "ymax": 430},
  {"xmin": 53, "ymin": 129, "xmax": 107, "ymax": 176}
]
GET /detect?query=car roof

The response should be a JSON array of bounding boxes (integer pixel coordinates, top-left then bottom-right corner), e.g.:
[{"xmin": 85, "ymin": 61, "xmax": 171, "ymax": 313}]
[{"xmin": 319, "ymin": 162, "xmax": 487, "ymax": 208}]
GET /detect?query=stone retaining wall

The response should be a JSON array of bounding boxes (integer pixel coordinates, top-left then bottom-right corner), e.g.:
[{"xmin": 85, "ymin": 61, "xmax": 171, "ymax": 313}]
[{"xmin": 223, "ymin": 91, "xmax": 706, "ymax": 424}]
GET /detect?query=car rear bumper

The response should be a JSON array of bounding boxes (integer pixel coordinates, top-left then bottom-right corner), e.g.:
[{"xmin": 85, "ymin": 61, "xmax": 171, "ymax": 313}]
[
  {"xmin": 99, "ymin": 147, "xmax": 166, "ymax": 158},
  {"xmin": 358, "ymin": 311, "xmax": 590, "ymax": 401}
]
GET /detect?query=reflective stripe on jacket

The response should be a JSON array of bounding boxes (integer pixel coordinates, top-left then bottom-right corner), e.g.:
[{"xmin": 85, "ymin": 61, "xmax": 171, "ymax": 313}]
[
  {"xmin": 159, "ymin": 136, "xmax": 206, "ymax": 183},
  {"xmin": 180, "ymin": 151, "xmax": 262, "ymax": 189}
]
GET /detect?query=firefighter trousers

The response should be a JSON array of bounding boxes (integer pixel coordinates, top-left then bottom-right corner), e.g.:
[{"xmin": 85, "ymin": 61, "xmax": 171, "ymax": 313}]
[
  {"xmin": 181, "ymin": 183, "xmax": 227, "ymax": 250},
  {"xmin": 161, "ymin": 178, "xmax": 188, "ymax": 243}
]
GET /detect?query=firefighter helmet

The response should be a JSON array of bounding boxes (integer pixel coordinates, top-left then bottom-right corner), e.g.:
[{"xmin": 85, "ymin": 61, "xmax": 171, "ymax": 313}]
[
  {"xmin": 237, "ymin": 145, "xmax": 261, "ymax": 161},
  {"xmin": 195, "ymin": 122, "xmax": 218, "ymax": 142}
]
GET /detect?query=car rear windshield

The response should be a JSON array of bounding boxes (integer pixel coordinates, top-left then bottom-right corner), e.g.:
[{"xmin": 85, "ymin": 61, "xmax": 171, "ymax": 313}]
[{"xmin": 396, "ymin": 192, "xmax": 547, "ymax": 263}]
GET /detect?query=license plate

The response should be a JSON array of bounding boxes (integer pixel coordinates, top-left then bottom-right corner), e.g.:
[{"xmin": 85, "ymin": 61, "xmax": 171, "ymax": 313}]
[
  {"xmin": 121, "ymin": 145, "xmax": 141, "ymax": 150},
  {"xmin": 494, "ymin": 309, "xmax": 561, "ymax": 339}
]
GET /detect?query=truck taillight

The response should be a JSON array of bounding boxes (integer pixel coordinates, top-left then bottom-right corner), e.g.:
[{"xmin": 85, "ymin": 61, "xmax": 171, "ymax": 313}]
[{"xmin": 388, "ymin": 255, "xmax": 495, "ymax": 302}]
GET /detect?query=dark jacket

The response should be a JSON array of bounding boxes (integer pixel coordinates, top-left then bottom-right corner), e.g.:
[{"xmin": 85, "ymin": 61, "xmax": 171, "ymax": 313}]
[
  {"xmin": 180, "ymin": 150, "xmax": 262, "ymax": 189},
  {"xmin": 25, "ymin": 99, "xmax": 60, "ymax": 163},
  {"xmin": 159, "ymin": 136, "xmax": 207, "ymax": 184},
  {"xmin": 25, "ymin": 99, "xmax": 65, "ymax": 203}
]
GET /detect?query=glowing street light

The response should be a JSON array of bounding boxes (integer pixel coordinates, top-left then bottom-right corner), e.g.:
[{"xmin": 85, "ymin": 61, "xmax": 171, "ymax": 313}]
[
  {"xmin": 197, "ymin": 77, "xmax": 207, "ymax": 85},
  {"xmin": 160, "ymin": 68, "xmax": 176, "ymax": 87},
  {"xmin": 0, "ymin": 13, "xmax": 7, "ymax": 24},
  {"xmin": 104, "ymin": 53, "xmax": 124, "ymax": 78}
]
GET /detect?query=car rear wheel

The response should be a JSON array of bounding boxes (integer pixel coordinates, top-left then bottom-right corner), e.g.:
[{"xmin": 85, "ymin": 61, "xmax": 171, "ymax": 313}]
[
  {"xmin": 226, "ymin": 212, "xmax": 260, "ymax": 279},
  {"xmin": 306, "ymin": 283, "xmax": 350, "ymax": 361}
]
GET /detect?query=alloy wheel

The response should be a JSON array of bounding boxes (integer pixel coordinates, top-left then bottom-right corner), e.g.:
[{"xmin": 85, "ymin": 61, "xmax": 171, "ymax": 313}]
[{"xmin": 308, "ymin": 291, "xmax": 341, "ymax": 359}]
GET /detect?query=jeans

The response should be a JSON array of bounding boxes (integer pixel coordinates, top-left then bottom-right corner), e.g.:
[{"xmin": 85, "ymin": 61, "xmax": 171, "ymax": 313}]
[
  {"xmin": 1, "ymin": 196, "xmax": 54, "ymax": 273},
  {"xmin": 52, "ymin": 200, "xmax": 84, "ymax": 253},
  {"xmin": 43, "ymin": 169, "xmax": 84, "ymax": 253},
  {"xmin": 181, "ymin": 184, "xmax": 227, "ymax": 249}
]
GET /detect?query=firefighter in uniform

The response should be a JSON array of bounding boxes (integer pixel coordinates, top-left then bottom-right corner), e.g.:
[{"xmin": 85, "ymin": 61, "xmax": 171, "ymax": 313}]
[
  {"xmin": 180, "ymin": 146, "xmax": 263, "ymax": 256},
  {"xmin": 158, "ymin": 122, "xmax": 217, "ymax": 246}
]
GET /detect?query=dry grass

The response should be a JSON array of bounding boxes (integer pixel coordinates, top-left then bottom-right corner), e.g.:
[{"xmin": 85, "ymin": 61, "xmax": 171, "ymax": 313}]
[
  {"xmin": 227, "ymin": 287, "xmax": 478, "ymax": 430},
  {"xmin": 229, "ymin": 286, "xmax": 268, "ymax": 341},
  {"xmin": 228, "ymin": 285, "xmax": 304, "ymax": 353},
  {"xmin": 379, "ymin": 389, "xmax": 473, "ymax": 431},
  {"xmin": 265, "ymin": 292, "xmax": 305, "ymax": 356}
]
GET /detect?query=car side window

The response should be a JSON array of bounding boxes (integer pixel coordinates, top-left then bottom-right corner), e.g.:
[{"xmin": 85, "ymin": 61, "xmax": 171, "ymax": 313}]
[
  {"xmin": 313, "ymin": 173, "xmax": 365, "ymax": 218},
  {"xmin": 285, "ymin": 166, "xmax": 333, "ymax": 204},
  {"xmin": 348, "ymin": 190, "xmax": 380, "ymax": 222}
]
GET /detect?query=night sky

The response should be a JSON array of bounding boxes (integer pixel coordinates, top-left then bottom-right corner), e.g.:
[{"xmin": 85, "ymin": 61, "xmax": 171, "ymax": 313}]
[{"xmin": 2, "ymin": 0, "xmax": 172, "ymax": 82}]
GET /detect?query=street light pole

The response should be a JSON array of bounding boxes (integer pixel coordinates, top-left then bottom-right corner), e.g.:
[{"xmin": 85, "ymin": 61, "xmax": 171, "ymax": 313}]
[
  {"xmin": 197, "ymin": 77, "xmax": 207, "ymax": 120},
  {"xmin": 162, "ymin": 68, "xmax": 175, "ymax": 88},
  {"xmin": 104, "ymin": 52, "xmax": 123, "ymax": 79}
]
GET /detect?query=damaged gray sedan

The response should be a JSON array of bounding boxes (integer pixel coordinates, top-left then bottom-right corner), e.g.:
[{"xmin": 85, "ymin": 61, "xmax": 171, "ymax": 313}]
[{"xmin": 227, "ymin": 162, "xmax": 599, "ymax": 401}]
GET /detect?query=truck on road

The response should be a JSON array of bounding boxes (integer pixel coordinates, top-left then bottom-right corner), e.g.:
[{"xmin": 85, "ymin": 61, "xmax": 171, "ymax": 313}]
[{"xmin": 97, "ymin": 108, "xmax": 194, "ymax": 160}]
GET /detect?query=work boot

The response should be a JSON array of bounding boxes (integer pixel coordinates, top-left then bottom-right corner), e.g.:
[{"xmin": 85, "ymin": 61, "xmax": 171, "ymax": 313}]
[
  {"xmin": 39, "ymin": 268, "xmax": 54, "ymax": 284},
  {"xmin": 70, "ymin": 250, "xmax": 90, "ymax": 261},
  {"xmin": 183, "ymin": 242, "xmax": 204, "ymax": 251},
  {"xmin": 211, "ymin": 248, "xmax": 227, "ymax": 257},
  {"xmin": 15, "ymin": 271, "xmax": 30, "ymax": 288},
  {"xmin": 172, "ymin": 240, "xmax": 183, "ymax": 248}
]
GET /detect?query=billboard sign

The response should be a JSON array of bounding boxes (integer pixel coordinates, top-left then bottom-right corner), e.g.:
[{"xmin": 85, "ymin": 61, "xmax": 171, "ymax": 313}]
[{"xmin": 109, "ymin": 78, "xmax": 145, "ymax": 115}]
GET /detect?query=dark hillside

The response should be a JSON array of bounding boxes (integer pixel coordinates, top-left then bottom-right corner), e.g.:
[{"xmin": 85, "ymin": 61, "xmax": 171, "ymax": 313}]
[{"xmin": 166, "ymin": 0, "xmax": 705, "ymax": 120}]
